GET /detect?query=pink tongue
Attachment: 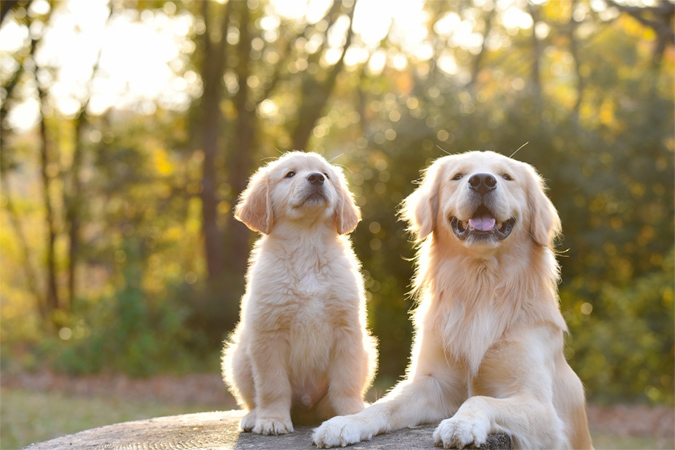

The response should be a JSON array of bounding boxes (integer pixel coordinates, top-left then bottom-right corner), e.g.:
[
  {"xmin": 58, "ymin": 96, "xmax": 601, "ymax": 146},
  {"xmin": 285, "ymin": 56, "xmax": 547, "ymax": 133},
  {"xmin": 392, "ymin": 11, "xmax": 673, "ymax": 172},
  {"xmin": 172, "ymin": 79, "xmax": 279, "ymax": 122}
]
[{"xmin": 469, "ymin": 216, "xmax": 496, "ymax": 231}]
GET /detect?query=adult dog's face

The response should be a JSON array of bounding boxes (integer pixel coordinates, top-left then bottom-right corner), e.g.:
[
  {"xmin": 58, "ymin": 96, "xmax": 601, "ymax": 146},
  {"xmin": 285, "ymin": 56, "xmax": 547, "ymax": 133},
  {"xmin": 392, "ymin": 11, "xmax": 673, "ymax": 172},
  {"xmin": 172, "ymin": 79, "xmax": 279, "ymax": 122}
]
[
  {"xmin": 235, "ymin": 152, "xmax": 360, "ymax": 235},
  {"xmin": 403, "ymin": 151, "xmax": 560, "ymax": 252}
]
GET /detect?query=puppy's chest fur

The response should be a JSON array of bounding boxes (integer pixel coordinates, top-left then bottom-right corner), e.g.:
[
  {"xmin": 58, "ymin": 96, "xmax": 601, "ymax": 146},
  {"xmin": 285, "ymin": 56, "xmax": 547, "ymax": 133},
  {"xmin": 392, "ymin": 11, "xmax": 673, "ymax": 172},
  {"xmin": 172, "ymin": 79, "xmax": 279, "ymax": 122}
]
[
  {"xmin": 253, "ymin": 248, "xmax": 353, "ymax": 314},
  {"xmin": 248, "ymin": 242, "xmax": 359, "ymax": 376}
]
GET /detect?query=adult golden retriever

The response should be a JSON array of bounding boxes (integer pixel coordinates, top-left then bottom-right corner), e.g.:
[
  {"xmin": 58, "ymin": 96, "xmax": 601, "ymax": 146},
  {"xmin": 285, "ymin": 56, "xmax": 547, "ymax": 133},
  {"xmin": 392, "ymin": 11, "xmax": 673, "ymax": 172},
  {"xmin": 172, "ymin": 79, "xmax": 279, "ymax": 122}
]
[
  {"xmin": 313, "ymin": 151, "xmax": 592, "ymax": 449},
  {"xmin": 222, "ymin": 152, "xmax": 378, "ymax": 435}
]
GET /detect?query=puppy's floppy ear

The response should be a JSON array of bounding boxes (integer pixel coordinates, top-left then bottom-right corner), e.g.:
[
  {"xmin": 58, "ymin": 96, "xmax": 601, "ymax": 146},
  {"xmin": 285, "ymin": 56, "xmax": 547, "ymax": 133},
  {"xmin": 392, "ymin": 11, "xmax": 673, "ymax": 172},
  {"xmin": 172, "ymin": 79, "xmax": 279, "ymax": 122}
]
[
  {"xmin": 525, "ymin": 165, "xmax": 561, "ymax": 247},
  {"xmin": 333, "ymin": 170, "xmax": 361, "ymax": 235},
  {"xmin": 401, "ymin": 159, "xmax": 444, "ymax": 241},
  {"xmin": 234, "ymin": 169, "xmax": 273, "ymax": 234}
]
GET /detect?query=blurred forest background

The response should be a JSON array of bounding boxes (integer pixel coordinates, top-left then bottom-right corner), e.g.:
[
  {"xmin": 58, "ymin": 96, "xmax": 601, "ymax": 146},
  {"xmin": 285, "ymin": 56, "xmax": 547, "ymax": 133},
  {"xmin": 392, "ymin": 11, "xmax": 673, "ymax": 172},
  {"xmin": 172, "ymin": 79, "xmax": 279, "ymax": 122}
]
[{"xmin": 0, "ymin": 0, "xmax": 673, "ymax": 415}]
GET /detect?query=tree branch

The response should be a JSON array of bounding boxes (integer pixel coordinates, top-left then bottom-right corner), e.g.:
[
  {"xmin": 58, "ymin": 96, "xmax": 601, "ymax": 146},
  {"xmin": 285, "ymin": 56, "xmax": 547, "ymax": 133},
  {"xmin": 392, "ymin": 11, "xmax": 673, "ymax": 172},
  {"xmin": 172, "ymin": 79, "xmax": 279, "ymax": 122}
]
[
  {"xmin": 604, "ymin": 0, "xmax": 674, "ymax": 42},
  {"xmin": 467, "ymin": 7, "xmax": 496, "ymax": 89},
  {"xmin": 0, "ymin": 0, "xmax": 26, "ymax": 26}
]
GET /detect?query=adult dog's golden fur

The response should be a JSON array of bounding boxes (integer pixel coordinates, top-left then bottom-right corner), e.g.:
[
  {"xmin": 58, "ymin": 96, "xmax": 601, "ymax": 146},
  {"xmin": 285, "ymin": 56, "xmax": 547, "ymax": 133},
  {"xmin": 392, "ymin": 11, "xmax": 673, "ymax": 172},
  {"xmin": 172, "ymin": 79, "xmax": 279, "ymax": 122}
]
[
  {"xmin": 313, "ymin": 151, "xmax": 592, "ymax": 449},
  {"xmin": 222, "ymin": 152, "xmax": 377, "ymax": 436}
]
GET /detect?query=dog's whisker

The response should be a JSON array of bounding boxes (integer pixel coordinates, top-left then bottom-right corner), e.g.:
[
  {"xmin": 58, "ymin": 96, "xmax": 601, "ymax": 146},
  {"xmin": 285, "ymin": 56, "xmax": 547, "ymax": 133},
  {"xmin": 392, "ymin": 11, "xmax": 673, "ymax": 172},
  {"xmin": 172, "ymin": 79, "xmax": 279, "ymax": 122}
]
[
  {"xmin": 328, "ymin": 153, "xmax": 344, "ymax": 164},
  {"xmin": 437, "ymin": 145, "xmax": 453, "ymax": 156},
  {"xmin": 333, "ymin": 163, "xmax": 353, "ymax": 174},
  {"xmin": 509, "ymin": 142, "xmax": 529, "ymax": 159}
]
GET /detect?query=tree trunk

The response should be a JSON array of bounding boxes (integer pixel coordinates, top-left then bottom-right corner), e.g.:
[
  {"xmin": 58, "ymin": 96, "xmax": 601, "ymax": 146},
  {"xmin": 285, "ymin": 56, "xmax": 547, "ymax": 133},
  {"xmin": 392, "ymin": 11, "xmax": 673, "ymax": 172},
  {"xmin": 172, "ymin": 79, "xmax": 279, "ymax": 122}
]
[
  {"xmin": 3, "ymin": 2, "xmax": 53, "ymax": 322},
  {"xmin": 199, "ymin": 1, "xmax": 230, "ymax": 284},
  {"xmin": 29, "ymin": 32, "xmax": 61, "ymax": 319},
  {"xmin": 0, "ymin": 172, "xmax": 45, "ymax": 319},
  {"xmin": 569, "ymin": 0, "xmax": 584, "ymax": 117},
  {"xmin": 36, "ymin": 72, "xmax": 61, "ymax": 316},
  {"xmin": 467, "ymin": 7, "xmax": 495, "ymax": 89},
  {"xmin": 64, "ymin": 4, "xmax": 108, "ymax": 310},
  {"xmin": 223, "ymin": 1, "xmax": 255, "ymax": 286},
  {"xmin": 527, "ymin": 3, "xmax": 543, "ymax": 113},
  {"xmin": 65, "ymin": 113, "xmax": 85, "ymax": 309},
  {"xmin": 0, "ymin": 79, "xmax": 43, "ymax": 315},
  {"xmin": 290, "ymin": 0, "xmax": 357, "ymax": 151}
]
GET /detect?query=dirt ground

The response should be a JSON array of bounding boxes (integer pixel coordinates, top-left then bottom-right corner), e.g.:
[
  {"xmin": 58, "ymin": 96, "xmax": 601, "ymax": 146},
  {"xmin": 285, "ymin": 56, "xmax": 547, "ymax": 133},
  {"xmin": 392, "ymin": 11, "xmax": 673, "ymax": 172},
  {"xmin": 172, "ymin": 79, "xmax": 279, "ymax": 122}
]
[{"xmin": 3, "ymin": 370, "xmax": 673, "ymax": 439}]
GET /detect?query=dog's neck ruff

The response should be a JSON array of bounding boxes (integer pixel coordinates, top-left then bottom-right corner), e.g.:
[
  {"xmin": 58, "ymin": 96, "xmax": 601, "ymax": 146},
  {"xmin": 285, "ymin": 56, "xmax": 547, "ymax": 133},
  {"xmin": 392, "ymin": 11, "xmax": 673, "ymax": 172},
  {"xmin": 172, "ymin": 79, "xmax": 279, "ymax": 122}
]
[
  {"xmin": 269, "ymin": 217, "xmax": 336, "ymax": 240},
  {"xmin": 259, "ymin": 224, "xmax": 351, "ymax": 264},
  {"xmin": 415, "ymin": 238, "xmax": 564, "ymax": 376}
]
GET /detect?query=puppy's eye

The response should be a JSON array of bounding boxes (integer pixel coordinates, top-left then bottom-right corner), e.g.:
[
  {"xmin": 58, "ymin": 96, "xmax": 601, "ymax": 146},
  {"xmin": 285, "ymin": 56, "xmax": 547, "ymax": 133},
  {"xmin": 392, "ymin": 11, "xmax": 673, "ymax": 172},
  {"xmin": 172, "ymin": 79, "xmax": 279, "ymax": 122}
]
[
  {"xmin": 502, "ymin": 173, "xmax": 513, "ymax": 181},
  {"xmin": 323, "ymin": 172, "xmax": 330, "ymax": 179},
  {"xmin": 285, "ymin": 171, "xmax": 295, "ymax": 178},
  {"xmin": 452, "ymin": 173, "xmax": 463, "ymax": 180}
]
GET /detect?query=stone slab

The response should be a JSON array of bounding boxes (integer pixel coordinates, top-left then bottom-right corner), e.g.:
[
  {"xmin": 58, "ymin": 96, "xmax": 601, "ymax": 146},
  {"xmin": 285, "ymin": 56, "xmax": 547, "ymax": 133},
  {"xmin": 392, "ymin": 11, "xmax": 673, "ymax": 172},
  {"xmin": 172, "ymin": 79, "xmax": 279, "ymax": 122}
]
[{"xmin": 25, "ymin": 410, "xmax": 511, "ymax": 450}]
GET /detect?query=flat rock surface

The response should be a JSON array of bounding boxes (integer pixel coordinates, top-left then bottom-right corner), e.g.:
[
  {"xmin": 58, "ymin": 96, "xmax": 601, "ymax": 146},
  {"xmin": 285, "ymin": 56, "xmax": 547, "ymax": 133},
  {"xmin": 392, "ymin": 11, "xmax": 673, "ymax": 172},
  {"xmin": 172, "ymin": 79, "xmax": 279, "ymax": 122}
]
[{"xmin": 25, "ymin": 410, "xmax": 511, "ymax": 450}]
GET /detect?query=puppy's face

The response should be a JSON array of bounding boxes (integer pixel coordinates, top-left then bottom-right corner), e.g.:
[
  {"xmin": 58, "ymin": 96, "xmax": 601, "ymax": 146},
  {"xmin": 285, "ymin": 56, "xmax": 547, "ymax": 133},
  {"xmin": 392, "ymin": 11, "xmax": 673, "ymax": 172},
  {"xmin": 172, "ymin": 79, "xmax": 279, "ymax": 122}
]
[
  {"xmin": 269, "ymin": 154, "xmax": 340, "ymax": 222},
  {"xmin": 403, "ymin": 151, "xmax": 560, "ymax": 251},
  {"xmin": 235, "ymin": 152, "xmax": 360, "ymax": 235}
]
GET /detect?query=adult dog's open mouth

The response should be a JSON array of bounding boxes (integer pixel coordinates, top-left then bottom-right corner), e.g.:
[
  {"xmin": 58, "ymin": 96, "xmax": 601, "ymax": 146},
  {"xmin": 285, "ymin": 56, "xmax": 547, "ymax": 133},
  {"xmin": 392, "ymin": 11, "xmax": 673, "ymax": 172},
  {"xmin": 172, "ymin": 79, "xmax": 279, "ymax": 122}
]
[{"xmin": 450, "ymin": 204, "xmax": 515, "ymax": 241}]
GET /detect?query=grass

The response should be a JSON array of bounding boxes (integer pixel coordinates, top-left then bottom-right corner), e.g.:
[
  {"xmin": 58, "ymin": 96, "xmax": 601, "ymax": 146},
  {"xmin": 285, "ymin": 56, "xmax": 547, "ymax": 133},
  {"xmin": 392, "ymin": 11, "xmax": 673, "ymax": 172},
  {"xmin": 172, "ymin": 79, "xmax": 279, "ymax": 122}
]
[
  {"xmin": 0, "ymin": 388, "xmax": 217, "ymax": 450},
  {"xmin": 2, "ymin": 387, "xmax": 673, "ymax": 450},
  {"xmin": 592, "ymin": 433, "xmax": 674, "ymax": 450}
]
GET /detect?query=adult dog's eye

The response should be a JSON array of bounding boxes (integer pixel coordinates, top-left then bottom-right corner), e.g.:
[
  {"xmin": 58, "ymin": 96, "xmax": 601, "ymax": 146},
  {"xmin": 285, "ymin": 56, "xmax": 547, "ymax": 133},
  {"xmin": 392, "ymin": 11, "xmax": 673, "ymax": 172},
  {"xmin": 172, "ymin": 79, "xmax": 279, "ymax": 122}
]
[
  {"xmin": 502, "ymin": 173, "xmax": 513, "ymax": 181},
  {"xmin": 285, "ymin": 171, "xmax": 295, "ymax": 178},
  {"xmin": 452, "ymin": 173, "xmax": 463, "ymax": 180}
]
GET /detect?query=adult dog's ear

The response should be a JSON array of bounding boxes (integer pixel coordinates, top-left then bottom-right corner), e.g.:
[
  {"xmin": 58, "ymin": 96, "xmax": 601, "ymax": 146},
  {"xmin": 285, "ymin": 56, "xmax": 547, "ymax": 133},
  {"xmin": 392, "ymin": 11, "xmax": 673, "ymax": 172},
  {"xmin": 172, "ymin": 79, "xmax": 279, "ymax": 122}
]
[
  {"xmin": 401, "ymin": 159, "xmax": 445, "ymax": 241},
  {"xmin": 333, "ymin": 170, "xmax": 361, "ymax": 235},
  {"xmin": 525, "ymin": 165, "xmax": 561, "ymax": 248},
  {"xmin": 234, "ymin": 169, "xmax": 273, "ymax": 234}
]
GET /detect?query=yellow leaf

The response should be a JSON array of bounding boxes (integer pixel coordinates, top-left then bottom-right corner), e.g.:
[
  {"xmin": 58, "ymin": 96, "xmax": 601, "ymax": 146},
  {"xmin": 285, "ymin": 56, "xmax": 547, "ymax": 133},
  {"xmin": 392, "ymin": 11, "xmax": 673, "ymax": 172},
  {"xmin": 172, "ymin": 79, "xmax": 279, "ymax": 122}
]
[{"xmin": 153, "ymin": 148, "xmax": 173, "ymax": 175}]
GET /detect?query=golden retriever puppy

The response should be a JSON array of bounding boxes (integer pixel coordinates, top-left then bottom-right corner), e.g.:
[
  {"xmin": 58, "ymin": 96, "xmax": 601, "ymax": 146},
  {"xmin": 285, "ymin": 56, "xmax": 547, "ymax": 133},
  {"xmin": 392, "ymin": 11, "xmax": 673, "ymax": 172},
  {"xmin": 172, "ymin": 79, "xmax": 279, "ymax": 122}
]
[
  {"xmin": 222, "ymin": 151, "xmax": 378, "ymax": 436},
  {"xmin": 313, "ymin": 151, "xmax": 592, "ymax": 449}
]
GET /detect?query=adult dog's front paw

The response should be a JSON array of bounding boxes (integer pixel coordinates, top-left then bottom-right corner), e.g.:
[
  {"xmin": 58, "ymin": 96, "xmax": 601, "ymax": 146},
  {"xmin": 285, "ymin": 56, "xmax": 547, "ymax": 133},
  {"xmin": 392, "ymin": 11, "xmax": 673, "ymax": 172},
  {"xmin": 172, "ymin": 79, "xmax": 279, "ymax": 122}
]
[
  {"xmin": 312, "ymin": 416, "xmax": 368, "ymax": 448},
  {"xmin": 433, "ymin": 415, "xmax": 489, "ymax": 449},
  {"xmin": 253, "ymin": 417, "xmax": 294, "ymax": 435}
]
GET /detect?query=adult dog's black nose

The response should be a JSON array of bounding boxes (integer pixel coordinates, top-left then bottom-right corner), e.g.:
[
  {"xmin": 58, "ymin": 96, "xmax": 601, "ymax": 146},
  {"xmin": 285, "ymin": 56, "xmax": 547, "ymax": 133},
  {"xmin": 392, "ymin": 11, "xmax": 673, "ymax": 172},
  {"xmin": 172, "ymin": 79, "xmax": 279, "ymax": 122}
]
[
  {"xmin": 468, "ymin": 173, "xmax": 497, "ymax": 195},
  {"xmin": 307, "ymin": 172, "xmax": 325, "ymax": 185}
]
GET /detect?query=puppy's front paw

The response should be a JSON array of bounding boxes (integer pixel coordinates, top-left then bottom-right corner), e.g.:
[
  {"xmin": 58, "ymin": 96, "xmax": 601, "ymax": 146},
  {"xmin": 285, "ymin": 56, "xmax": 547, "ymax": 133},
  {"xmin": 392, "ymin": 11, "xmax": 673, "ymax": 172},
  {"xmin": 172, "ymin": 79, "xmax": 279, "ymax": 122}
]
[
  {"xmin": 240, "ymin": 409, "xmax": 257, "ymax": 432},
  {"xmin": 312, "ymin": 416, "xmax": 368, "ymax": 448},
  {"xmin": 433, "ymin": 416, "xmax": 489, "ymax": 449},
  {"xmin": 253, "ymin": 417, "xmax": 294, "ymax": 435},
  {"xmin": 331, "ymin": 396, "xmax": 366, "ymax": 416}
]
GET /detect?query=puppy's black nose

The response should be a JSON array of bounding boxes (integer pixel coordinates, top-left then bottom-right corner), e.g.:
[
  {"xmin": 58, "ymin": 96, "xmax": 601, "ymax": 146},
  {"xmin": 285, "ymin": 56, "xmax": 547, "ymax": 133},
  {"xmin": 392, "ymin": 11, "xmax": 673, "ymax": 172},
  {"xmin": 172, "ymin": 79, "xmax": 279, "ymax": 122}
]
[
  {"xmin": 468, "ymin": 173, "xmax": 497, "ymax": 195},
  {"xmin": 307, "ymin": 172, "xmax": 325, "ymax": 185}
]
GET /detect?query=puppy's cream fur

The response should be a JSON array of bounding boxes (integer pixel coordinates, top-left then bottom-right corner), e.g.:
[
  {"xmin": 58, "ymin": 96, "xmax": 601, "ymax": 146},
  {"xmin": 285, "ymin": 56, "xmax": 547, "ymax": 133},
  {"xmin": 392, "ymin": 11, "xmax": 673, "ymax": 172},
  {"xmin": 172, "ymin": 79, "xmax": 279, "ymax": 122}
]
[
  {"xmin": 222, "ymin": 152, "xmax": 377, "ymax": 436},
  {"xmin": 313, "ymin": 151, "xmax": 592, "ymax": 449}
]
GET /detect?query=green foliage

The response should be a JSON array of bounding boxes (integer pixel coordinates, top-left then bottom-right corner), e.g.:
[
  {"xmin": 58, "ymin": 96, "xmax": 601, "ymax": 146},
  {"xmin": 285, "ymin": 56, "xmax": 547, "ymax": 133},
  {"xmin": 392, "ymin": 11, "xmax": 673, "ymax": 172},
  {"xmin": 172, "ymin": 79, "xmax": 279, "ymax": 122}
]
[
  {"xmin": 0, "ymin": 0, "xmax": 672, "ymax": 407},
  {"xmin": 565, "ymin": 249, "xmax": 675, "ymax": 405},
  {"xmin": 46, "ymin": 281, "xmax": 216, "ymax": 378},
  {"xmin": 330, "ymin": 39, "xmax": 673, "ymax": 404},
  {"xmin": 39, "ymin": 242, "xmax": 217, "ymax": 377}
]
